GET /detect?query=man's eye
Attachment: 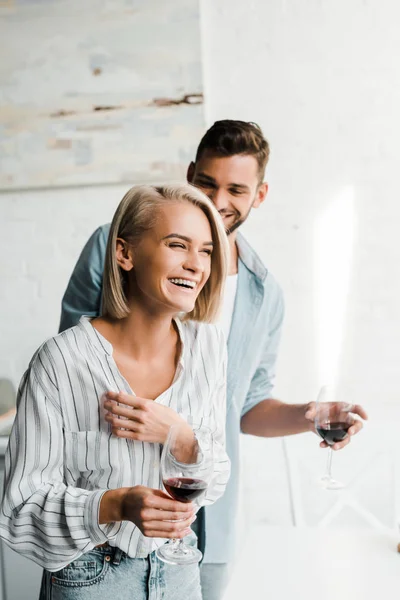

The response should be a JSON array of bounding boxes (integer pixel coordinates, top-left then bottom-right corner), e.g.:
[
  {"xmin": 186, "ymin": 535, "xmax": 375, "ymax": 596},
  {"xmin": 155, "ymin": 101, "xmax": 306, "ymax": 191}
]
[
  {"xmin": 197, "ymin": 180, "xmax": 215, "ymax": 189},
  {"xmin": 230, "ymin": 189, "xmax": 244, "ymax": 196}
]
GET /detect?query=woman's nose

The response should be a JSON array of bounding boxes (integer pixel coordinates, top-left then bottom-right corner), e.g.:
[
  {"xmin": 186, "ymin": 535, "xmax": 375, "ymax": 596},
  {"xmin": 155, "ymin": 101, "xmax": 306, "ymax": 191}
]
[{"xmin": 183, "ymin": 251, "xmax": 202, "ymax": 272}]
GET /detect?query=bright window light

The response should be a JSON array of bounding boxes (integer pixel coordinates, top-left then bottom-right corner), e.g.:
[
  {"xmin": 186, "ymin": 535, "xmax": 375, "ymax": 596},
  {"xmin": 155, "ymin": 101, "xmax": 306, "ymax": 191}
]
[{"xmin": 314, "ymin": 186, "xmax": 355, "ymax": 387}]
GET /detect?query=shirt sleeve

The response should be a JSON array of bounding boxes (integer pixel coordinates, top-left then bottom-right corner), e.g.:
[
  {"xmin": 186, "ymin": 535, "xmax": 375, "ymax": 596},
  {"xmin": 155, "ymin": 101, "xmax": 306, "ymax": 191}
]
[
  {"xmin": 201, "ymin": 328, "xmax": 231, "ymax": 506},
  {"xmin": 0, "ymin": 353, "xmax": 120, "ymax": 572},
  {"xmin": 59, "ymin": 225, "xmax": 109, "ymax": 333},
  {"xmin": 240, "ymin": 287, "xmax": 285, "ymax": 418}
]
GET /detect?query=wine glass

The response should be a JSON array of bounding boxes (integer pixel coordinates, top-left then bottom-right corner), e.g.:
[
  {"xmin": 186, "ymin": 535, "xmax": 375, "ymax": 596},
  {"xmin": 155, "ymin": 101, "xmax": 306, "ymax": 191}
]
[
  {"xmin": 156, "ymin": 422, "xmax": 214, "ymax": 565},
  {"xmin": 315, "ymin": 385, "xmax": 354, "ymax": 490}
]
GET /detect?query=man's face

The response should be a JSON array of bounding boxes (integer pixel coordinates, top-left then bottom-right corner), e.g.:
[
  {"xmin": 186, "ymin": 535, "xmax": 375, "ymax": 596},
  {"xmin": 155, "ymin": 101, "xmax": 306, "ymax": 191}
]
[{"xmin": 188, "ymin": 150, "xmax": 268, "ymax": 235}]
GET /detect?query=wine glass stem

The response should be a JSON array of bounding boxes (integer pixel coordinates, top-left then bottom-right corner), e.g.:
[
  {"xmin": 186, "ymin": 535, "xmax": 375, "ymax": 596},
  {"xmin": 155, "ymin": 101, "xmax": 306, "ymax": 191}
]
[{"xmin": 326, "ymin": 447, "xmax": 333, "ymax": 479}]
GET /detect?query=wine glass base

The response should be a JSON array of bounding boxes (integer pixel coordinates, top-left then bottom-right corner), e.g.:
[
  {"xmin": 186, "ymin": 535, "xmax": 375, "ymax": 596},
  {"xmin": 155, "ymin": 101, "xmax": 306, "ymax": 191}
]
[
  {"xmin": 320, "ymin": 475, "xmax": 344, "ymax": 490},
  {"xmin": 156, "ymin": 542, "xmax": 203, "ymax": 566}
]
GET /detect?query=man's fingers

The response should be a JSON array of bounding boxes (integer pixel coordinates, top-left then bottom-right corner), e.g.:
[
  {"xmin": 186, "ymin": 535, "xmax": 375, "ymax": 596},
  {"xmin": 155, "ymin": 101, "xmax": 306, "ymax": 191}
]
[
  {"xmin": 351, "ymin": 404, "xmax": 368, "ymax": 420},
  {"xmin": 332, "ymin": 437, "xmax": 351, "ymax": 450},
  {"xmin": 348, "ymin": 420, "xmax": 363, "ymax": 436}
]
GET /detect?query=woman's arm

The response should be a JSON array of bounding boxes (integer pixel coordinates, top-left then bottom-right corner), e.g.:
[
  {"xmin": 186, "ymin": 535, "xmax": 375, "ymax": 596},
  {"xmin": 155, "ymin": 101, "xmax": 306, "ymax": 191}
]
[
  {"xmin": 0, "ymin": 358, "xmax": 119, "ymax": 571},
  {"xmin": 99, "ymin": 486, "xmax": 195, "ymax": 538}
]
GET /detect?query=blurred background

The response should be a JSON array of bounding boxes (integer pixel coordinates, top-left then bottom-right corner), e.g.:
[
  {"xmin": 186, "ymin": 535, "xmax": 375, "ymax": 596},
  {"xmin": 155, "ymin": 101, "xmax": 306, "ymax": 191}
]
[{"xmin": 1, "ymin": 0, "xmax": 400, "ymax": 598}]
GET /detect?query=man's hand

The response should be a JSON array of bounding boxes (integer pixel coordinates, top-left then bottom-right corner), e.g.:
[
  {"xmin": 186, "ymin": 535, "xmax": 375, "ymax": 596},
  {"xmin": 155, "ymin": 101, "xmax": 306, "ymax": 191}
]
[
  {"xmin": 104, "ymin": 391, "xmax": 187, "ymax": 444},
  {"xmin": 305, "ymin": 402, "xmax": 368, "ymax": 451},
  {"xmin": 100, "ymin": 486, "xmax": 196, "ymax": 538}
]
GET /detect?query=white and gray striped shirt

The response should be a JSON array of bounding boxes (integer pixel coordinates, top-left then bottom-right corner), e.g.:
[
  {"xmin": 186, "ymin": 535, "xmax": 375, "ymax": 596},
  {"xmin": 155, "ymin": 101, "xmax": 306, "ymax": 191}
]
[{"xmin": 0, "ymin": 316, "xmax": 230, "ymax": 571}]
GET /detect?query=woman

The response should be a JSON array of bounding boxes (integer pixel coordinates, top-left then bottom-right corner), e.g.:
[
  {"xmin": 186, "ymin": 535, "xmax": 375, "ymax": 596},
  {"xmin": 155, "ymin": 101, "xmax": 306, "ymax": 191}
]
[{"xmin": 0, "ymin": 184, "xmax": 230, "ymax": 600}]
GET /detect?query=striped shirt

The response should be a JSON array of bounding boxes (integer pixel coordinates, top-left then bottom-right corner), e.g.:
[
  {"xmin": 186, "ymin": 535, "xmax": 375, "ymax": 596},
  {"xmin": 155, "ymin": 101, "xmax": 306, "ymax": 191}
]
[{"xmin": 0, "ymin": 316, "xmax": 230, "ymax": 571}]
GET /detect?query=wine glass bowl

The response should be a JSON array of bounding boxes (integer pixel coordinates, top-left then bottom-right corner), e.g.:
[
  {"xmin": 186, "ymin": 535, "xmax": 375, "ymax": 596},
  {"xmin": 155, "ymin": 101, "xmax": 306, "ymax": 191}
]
[{"xmin": 315, "ymin": 386, "xmax": 355, "ymax": 490}]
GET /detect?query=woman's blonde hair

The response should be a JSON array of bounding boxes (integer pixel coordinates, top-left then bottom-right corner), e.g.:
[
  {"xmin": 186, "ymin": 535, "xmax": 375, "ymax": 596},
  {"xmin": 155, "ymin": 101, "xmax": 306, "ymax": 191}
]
[{"xmin": 102, "ymin": 183, "xmax": 229, "ymax": 323}]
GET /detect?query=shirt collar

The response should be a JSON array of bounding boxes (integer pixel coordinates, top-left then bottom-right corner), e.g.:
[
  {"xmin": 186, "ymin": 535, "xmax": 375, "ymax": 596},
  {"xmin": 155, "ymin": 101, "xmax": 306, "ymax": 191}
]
[
  {"xmin": 78, "ymin": 315, "xmax": 185, "ymax": 371},
  {"xmin": 78, "ymin": 315, "xmax": 113, "ymax": 356},
  {"xmin": 236, "ymin": 231, "xmax": 268, "ymax": 282}
]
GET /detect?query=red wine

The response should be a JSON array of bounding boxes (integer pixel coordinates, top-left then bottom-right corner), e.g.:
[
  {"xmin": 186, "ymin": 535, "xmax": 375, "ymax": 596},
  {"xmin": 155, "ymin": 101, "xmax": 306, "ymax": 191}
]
[
  {"xmin": 163, "ymin": 477, "xmax": 208, "ymax": 503},
  {"xmin": 316, "ymin": 422, "xmax": 350, "ymax": 446}
]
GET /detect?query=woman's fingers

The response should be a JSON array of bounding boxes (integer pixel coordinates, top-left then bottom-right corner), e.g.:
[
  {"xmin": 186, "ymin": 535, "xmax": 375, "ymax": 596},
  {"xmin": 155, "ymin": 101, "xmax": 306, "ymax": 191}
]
[
  {"xmin": 121, "ymin": 486, "xmax": 196, "ymax": 538},
  {"xmin": 144, "ymin": 509, "xmax": 196, "ymax": 523},
  {"xmin": 105, "ymin": 391, "xmax": 148, "ymax": 410},
  {"xmin": 144, "ymin": 515, "xmax": 195, "ymax": 532},
  {"xmin": 144, "ymin": 527, "xmax": 193, "ymax": 539},
  {"xmin": 104, "ymin": 401, "xmax": 139, "ymax": 420},
  {"xmin": 146, "ymin": 490, "xmax": 195, "ymax": 513}
]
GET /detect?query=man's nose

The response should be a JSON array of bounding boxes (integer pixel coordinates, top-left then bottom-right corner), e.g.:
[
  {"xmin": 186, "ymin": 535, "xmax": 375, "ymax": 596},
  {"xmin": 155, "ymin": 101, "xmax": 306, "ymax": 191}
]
[{"xmin": 209, "ymin": 188, "xmax": 230, "ymax": 212}]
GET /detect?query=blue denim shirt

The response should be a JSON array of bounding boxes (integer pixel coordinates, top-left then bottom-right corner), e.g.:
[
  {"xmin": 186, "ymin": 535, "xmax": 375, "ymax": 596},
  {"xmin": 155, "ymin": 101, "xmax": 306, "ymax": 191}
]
[{"xmin": 60, "ymin": 225, "xmax": 284, "ymax": 564}]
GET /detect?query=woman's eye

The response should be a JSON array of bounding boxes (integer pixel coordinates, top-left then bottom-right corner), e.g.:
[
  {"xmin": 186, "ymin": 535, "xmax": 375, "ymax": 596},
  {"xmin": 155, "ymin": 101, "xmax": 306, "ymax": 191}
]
[
  {"xmin": 202, "ymin": 249, "xmax": 212, "ymax": 256},
  {"xmin": 169, "ymin": 243, "xmax": 185, "ymax": 249}
]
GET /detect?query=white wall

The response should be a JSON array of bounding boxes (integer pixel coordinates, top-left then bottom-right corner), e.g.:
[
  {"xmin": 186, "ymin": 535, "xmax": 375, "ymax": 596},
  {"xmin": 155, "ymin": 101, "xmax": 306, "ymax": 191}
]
[
  {"xmin": 199, "ymin": 0, "xmax": 400, "ymax": 536},
  {"xmin": 0, "ymin": 184, "xmax": 128, "ymax": 386},
  {"xmin": 201, "ymin": 0, "xmax": 400, "ymax": 411}
]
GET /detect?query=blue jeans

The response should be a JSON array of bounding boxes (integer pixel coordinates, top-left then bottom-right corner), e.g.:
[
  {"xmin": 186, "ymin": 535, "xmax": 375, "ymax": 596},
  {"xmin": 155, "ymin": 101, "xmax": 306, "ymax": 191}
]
[
  {"xmin": 39, "ymin": 544, "xmax": 202, "ymax": 600},
  {"xmin": 200, "ymin": 563, "xmax": 230, "ymax": 600}
]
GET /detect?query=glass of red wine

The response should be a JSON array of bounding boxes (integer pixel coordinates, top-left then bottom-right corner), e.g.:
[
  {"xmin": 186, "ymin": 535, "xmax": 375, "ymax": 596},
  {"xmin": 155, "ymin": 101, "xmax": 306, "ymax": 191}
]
[
  {"xmin": 315, "ymin": 385, "xmax": 354, "ymax": 490},
  {"xmin": 156, "ymin": 422, "xmax": 213, "ymax": 565}
]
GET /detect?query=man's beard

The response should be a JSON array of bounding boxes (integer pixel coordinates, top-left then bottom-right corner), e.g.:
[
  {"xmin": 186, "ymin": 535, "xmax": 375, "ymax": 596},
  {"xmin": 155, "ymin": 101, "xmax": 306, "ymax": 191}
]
[{"xmin": 222, "ymin": 204, "xmax": 253, "ymax": 236}]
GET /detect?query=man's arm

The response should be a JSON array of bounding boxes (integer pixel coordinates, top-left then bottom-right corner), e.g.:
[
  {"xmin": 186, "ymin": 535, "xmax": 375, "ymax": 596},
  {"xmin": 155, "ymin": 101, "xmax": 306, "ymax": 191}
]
[
  {"xmin": 241, "ymin": 397, "xmax": 367, "ymax": 450},
  {"xmin": 59, "ymin": 224, "xmax": 110, "ymax": 332},
  {"xmin": 241, "ymin": 399, "xmax": 313, "ymax": 437},
  {"xmin": 239, "ymin": 288, "xmax": 367, "ymax": 449}
]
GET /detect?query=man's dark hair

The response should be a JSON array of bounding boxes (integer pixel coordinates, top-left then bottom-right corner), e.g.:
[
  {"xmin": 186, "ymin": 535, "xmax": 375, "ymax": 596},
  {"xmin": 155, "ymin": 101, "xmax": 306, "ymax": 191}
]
[{"xmin": 195, "ymin": 120, "xmax": 270, "ymax": 181}]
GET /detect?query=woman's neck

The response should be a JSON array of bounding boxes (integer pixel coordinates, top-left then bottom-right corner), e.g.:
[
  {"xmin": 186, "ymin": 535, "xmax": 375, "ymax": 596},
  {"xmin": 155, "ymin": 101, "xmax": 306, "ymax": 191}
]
[{"xmin": 94, "ymin": 305, "xmax": 178, "ymax": 362}]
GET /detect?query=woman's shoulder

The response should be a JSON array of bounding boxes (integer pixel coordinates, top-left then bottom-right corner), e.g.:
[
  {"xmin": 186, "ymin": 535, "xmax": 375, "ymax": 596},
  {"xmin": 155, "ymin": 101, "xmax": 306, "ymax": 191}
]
[{"xmin": 29, "ymin": 321, "xmax": 87, "ymax": 372}]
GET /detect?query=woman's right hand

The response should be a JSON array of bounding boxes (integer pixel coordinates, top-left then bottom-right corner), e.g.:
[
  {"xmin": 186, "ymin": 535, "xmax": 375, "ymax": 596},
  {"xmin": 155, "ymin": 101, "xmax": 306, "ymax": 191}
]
[{"xmin": 100, "ymin": 486, "xmax": 196, "ymax": 539}]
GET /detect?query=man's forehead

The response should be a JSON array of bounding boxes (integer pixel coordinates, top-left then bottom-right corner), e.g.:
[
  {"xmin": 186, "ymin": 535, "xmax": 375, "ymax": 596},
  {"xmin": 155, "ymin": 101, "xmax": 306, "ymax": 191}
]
[{"xmin": 194, "ymin": 152, "xmax": 259, "ymax": 184}]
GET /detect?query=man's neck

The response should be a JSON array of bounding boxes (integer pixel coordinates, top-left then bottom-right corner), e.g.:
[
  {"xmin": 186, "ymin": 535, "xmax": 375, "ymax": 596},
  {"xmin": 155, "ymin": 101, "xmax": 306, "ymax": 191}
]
[{"xmin": 228, "ymin": 232, "xmax": 239, "ymax": 275}]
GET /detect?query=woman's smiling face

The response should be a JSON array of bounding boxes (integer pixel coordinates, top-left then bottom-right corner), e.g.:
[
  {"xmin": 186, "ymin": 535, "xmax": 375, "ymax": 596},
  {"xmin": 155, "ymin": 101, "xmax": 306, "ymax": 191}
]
[{"xmin": 121, "ymin": 201, "xmax": 213, "ymax": 315}]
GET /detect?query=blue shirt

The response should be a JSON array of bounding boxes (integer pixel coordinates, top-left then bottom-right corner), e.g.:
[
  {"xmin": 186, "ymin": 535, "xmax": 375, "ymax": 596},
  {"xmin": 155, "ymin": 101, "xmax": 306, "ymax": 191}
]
[{"xmin": 60, "ymin": 225, "xmax": 285, "ymax": 563}]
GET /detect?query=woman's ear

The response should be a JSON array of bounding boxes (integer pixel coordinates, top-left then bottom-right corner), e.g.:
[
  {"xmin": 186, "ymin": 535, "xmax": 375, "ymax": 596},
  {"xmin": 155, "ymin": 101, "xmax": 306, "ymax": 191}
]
[{"xmin": 116, "ymin": 238, "xmax": 134, "ymax": 271}]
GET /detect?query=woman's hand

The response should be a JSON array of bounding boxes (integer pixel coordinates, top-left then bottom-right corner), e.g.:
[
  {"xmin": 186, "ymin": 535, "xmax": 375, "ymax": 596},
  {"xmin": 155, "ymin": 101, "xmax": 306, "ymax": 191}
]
[
  {"xmin": 100, "ymin": 486, "xmax": 196, "ymax": 538},
  {"xmin": 104, "ymin": 391, "xmax": 187, "ymax": 444}
]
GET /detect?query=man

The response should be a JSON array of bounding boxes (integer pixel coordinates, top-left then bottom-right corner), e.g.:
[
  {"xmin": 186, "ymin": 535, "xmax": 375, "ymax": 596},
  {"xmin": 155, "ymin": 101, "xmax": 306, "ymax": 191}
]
[{"xmin": 59, "ymin": 120, "xmax": 367, "ymax": 599}]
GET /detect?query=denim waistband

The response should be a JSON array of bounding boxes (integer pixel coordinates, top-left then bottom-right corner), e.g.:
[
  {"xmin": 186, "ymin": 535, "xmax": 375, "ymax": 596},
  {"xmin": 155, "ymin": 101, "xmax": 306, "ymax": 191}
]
[{"xmin": 92, "ymin": 543, "xmax": 126, "ymax": 565}]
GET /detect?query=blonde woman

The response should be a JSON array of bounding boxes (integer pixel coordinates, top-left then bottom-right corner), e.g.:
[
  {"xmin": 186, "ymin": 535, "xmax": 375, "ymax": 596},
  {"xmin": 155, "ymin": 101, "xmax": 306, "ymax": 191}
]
[{"xmin": 0, "ymin": 184, "xmax": 230, "ymax": 600}]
